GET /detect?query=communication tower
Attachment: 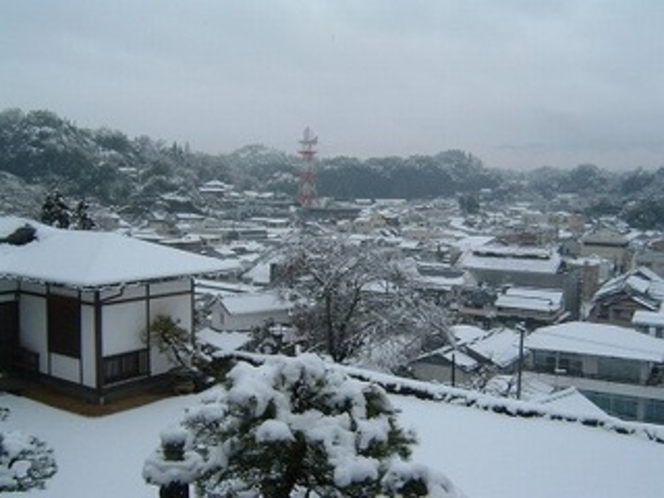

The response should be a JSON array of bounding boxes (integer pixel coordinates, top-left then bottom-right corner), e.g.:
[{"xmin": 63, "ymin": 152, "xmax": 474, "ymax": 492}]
[{"xmin": 298, "ymin": 127, "xmax": 318, "ymax": 207}]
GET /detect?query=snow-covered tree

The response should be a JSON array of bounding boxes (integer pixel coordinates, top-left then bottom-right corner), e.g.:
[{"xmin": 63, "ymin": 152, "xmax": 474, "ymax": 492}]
[
  {"xmin": 144, "ymin": 315, "xmax": 195, "ymax": 371},
  {"xmin": 39, "ymin": 191, "xmax": 70, "ymax": 228},
  {"xmin": 72, "ymin": 200, "xmax": 95, "ymax": 230},
  {"xmin": 0, "ymin": 408, "xmax": 57, "ymax": 493},
  {"xmin": 272, "ymin": 234, "xmax": 452, "ymax": 369},
  {"xmin": 145, "ymin": 355, "xmax": 463, "ymax": 497}
]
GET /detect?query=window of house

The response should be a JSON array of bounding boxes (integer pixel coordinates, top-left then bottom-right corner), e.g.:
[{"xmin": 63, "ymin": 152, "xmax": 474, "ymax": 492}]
[
  {"xmin": 558, "ymin": 353, "xmax": 582, "ymax": 376},
  {"xmin": 47, "ymin": 294, "xmax": 81, "ymax": 358},
  {"xmin": 645, "ymin": 399, "xmax": 664, "ymax": 424},
  {"xmin": 102, "ymin": 350, "xmax": 149, "ymax": 384},
  {"xmin": 597, "ymin": 357, "xmax": 641, "ymax": 384},
  {"xmin": 585, "ymin": 391, "xmax": 639, "ymax": 420},
  {"xmin": 532, "ymin": 351, "xmax": 556, "ymax": 373}
]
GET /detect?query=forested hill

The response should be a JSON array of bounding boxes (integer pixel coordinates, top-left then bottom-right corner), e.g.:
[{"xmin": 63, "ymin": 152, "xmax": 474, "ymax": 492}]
[
  {"xmin": 2, "ymin": 108, "xmax": 664, "ymax": 228},
  {"xmin": 0, "ymin": 108, "xmax": 497, "ymax": 203}
]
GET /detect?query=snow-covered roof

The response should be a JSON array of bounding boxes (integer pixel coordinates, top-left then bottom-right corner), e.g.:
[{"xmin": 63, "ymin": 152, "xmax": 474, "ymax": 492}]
[
  {"xmin": 593, "ymin": 266, "xmax": 664, "ymax": 305},
  {"xmin": 459, "ymin": 245, "xmax": 562, "ymax": 274},
  {"xmin": 197, "ymin": 327, "xmax": 251, "ymax": 352},
  {"xmin": 632, "ymin": 310, "xmax": 664, "ymax": 327},
  {"xmin": 495, "ymin": 287, "xmax": 564, "ymax": 313},
  {"xmin": 535, "ymin": 386, "xmax": 609, "ymax": 419},
  {"xmin": 219, "ymin": 292, "xmax": 292, "ymax": 315},
  {"xmin": 0, "ymin": 217, "xmax": 232, "ymax": 288},
  {"xmin": 466, "ymin": 328, "xmax": 521, "ymax": 368},
  {"xmin": 527, "ymin": 322, "xmax": 664, "ymax": 362},
  {"xmin": 450, "ymin": 324, "xmax": 489, "ymax": 345}
]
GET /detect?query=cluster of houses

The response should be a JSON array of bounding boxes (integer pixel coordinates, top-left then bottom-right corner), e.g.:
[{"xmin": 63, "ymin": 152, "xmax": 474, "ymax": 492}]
[{"xmin": 5, "ymin": 182, "xmax": 664, "ymax": 426}]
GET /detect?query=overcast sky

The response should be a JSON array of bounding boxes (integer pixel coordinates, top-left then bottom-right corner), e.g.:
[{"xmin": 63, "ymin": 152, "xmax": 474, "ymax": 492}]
[{"xmin": 2, "ymin": 0, "xmax": 663, "ymax": 170}]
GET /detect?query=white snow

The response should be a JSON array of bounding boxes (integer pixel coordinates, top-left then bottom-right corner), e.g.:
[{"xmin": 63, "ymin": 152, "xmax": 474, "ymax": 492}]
[
  {"xmin": 451, "ymin": 324, "xmax": 490, "ymax": 345},
  {"xmin": 459, "ymin": 245, "xmax": 562, "ymax": 274},
  {"xmin": 3, "ymin": 361, "xmax": 664, "ymax": 497},
  {"xmin": 219, "ymin": 292, "xmax": 291, "ymax": 315},
  {"xmin": 0, "ymin": 216, "xmax": 232, "ymax": 288},
  {"xmin": 466, "ymin": 328, "xmax": 521, "ymax": 368},
  {"xmin": 527, "ymin": 321, "xmax": 664, "ymax": 362},
  {"xmin": 495, "ymin": 287, "xmax": 563, "ymax": 313},
  {"xmin": 632, "ymin": 309, "xmax": 664, "ymax": 327},
  {"xmin": 197, "ymin": 328, "xmax": 251, "ymax": 352}
]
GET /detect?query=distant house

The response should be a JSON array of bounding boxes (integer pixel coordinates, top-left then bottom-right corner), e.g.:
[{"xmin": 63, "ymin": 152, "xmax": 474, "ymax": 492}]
[
  {"xmin": 493, "ymin": 287, "xmax": 566, "ymax": 326},
  {"xmin": 526, "ymin": 321, "xmax": 664, "ymax": 423},
  {"xmin": 458, "ymin": 286, "xmax": 566, "ymax": 327},
  {"xmin": 410, "ymin": 325, "xmax": 521, "ymax": 387},
  {"xmin": 210, "ymin": 292, "xmax": 292, "ymax": 332},
  {"xmin": 0, "ymin": 217, "xmax": 229, "ymax": 403},
  {"xmin": 580, "ymin": 228, "xmax": 631, "ymax": 273},
  {"xmin": 456, "ymin": 244, "xmax": 580, "ymax": 318},
  {"xmin": 589, "ymin": 267, "xmax": 664, "ymax": 327},
  {"xmin": 457, "ymin": 245, "xmax": 564, "ymax": 288},
  {"xmin": 632, "ymin": 240, "xmax": 664, "ymax": 278},
  {"xmin": 632, "ymin": 310, "xmax": 664, "ymax": 339}
]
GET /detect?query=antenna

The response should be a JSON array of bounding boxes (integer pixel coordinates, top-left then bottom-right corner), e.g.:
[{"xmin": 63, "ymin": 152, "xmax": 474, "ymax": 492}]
[{"xmin": 298, "ymin": 127, "xmax": 318, "ymax": 207}]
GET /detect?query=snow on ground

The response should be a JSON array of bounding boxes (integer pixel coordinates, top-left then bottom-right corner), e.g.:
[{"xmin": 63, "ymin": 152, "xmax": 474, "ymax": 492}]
[{"xmin": 3, "ymin": 385, "xmax": 664, "ymax": 497}]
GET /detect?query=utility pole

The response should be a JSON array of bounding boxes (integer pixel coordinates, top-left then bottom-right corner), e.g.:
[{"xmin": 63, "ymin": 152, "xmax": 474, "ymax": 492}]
[{"xmin": 516, "ymin": 322, "xmax": 527, "ymax": 400}]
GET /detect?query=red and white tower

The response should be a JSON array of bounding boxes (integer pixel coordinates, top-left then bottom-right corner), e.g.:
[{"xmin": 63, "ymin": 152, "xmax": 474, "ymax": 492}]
[{"xmin": 298, "ymin": 127, "xmax": 318, "ymax": 207}]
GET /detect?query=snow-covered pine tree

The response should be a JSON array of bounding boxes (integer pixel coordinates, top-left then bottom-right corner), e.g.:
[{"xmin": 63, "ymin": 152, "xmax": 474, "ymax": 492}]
[
  {"xmin": 72, "ymin": 200, "xmax": 95, "ymax": 230},
  {"xmin": 0, "ymin": 408, "xmax": 57, "ymax": 493},
  {"xmin": 39, "ymin": 191, "xmax": 70, "ymax": 229},
  {"xmin": 145, "ymin": 355, "xmax": 463, "ymax": 497}
]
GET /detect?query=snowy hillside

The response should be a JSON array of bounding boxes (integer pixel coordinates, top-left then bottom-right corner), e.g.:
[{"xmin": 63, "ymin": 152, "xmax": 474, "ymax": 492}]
[{"xmin": 2, "ymin": 385, "xmax": 664, "ymax": 497}]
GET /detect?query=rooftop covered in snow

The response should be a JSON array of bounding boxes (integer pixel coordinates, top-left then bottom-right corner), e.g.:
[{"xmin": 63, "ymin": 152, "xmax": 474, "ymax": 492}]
[
  {"xmin": 459, "ymin": 245, "xmax": 563, "ymax": 274},
  {"xmin": 0, "ymin": 216, "xmax": 233, "ymax": 289},
  {"xmin": 527, "ymin": 321, "xmax": 664, "ymax": 363}
]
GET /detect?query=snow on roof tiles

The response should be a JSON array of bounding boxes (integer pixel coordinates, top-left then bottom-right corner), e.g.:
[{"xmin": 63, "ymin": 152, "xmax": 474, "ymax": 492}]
[
  {"xmin": 466, "ymin": 328, "xmax": 521, "ymax": 368},
  {"xmin": 0, "ymin": 216, "xmax": 232, "ymax": 288},
  {"xmin": 459, "ymin": 245, "xmax": 562, "ymax": 274},
  {"xmin": 495, "ymin": 288, "xmax": 563, "ymax": 312},
  {"xmin": 527, "ymin": 322, "xmax": 664, "ymax": 362},
  {"xmin": 219, "ymin": 292, "xmax": 292, "ymax": 315},
  {"xmin": 632, "ymin": 310, "xmax": 664, "ymax": 327}
]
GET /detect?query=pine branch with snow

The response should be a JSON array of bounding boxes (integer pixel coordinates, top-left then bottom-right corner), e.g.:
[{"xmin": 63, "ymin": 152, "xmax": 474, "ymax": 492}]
[
  {"xmin": 0, "ymin": 411, "xmax": 57, "ymax": 493},
  {"xmin": 146, "ymin": 354, "xmax": 464, "ymax": 497}
]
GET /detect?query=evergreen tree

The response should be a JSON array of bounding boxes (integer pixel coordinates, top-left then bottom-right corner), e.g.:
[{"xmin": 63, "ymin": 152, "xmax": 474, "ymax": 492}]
[
  {"xmin": 72, "ymin": 200, "xmax": 96, "ymax": 230},
  {"xmin": 39, "ymin": 191, "xmax": 70, "ymax": 228},
  {"xmin": 145, "ymin": 355, "xmax": 462, "ymax": 497}
]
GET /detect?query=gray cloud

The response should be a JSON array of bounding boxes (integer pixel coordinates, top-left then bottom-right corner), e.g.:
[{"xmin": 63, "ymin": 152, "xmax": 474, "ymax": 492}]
[{"xmin": 1, "ymin": 0, "xmax": 662, "ymax": 169}]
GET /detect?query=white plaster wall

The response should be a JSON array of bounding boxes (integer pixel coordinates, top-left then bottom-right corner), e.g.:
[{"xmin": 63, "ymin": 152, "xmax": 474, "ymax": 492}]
[
  {"xmin": 150, "ymin": 296, "xmax": 192, "ymax": 330},
  {"xmin": 50, "ymin": 353, "xmax": 80, "ymax": 383},
  {"xmin": 102, "ymin": 301, "xmax": 147, "ymax": 356},
  {"xmin": 19, "ymin": 295, "xmax": 48, "ymax": 373},
  {"xmin": 150, "ymin": 279, "xmax": 190, "ymax": 296},
  {"xmin": 100, "ymin": 285, "xmax": 146, "ymax": 303},
  {"xmin": 81, "ymin": 304, "xmax": 96, "ymax": 388}
]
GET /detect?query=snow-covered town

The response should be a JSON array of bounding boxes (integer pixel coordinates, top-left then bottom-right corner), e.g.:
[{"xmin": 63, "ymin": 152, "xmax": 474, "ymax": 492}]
[
  {"xmin": 5, "ymin": 165, "xmax": 664, "ymax": 496},
  {"xmin": 4, "ymin": 1, "xmax": 664, "ymax": 496}
]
